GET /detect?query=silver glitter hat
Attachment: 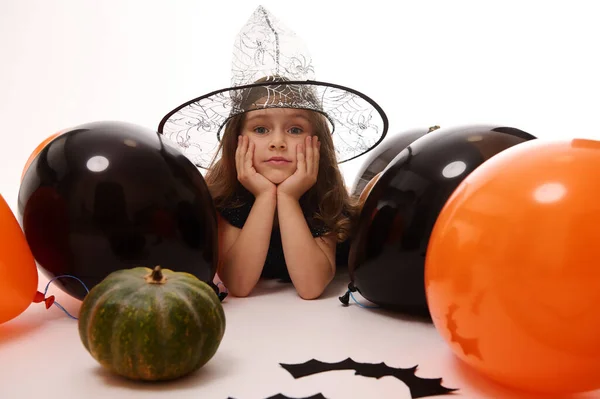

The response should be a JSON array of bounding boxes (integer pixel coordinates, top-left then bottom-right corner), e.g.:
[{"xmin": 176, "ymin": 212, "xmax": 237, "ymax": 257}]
[{"xmin": 158, "ymin": 5, "xmax": 389, "ymax": 169}]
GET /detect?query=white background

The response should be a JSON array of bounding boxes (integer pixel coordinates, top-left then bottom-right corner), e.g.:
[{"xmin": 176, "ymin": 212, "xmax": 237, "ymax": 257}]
[
  {"xmin": 2, "ymin": 0, "xmax": 599, "ymax": 211},
  {"xmin": 1, "ymin": 1, "xmax": 599, "ymax": 398}
]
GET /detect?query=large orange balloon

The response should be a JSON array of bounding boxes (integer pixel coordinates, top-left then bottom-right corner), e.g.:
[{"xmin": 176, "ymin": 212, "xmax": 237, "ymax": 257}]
[
  {"xmin": 425, "ymin": 138, "xmax": 600, "ymax": 394},
  {"xmin": 21, "ymin": 131, "xmax": 63, "ymax": 181},
  {"xmin": 0, "ymin": 194, "xmax": 38, "ymax": 324},
  {"xmin": 358, "ymin": 172, "xmax": 382, "ymax": 208}
]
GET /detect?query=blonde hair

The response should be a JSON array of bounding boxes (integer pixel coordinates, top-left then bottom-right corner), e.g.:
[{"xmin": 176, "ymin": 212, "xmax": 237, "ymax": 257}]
[{"xmin": 205, "ymin": 109, "xmax": 360, "ymax": 242}]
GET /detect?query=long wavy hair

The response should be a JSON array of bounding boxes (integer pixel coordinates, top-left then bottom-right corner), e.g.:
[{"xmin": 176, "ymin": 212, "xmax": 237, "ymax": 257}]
[{"xmin": 204, "ymin": 109, "xmax": 360, "ymax": 243}]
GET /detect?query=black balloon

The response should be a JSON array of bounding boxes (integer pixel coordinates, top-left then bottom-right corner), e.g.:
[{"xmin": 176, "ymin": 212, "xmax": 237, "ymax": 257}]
[
  {"xmin": 350, "ymin": 126, "xmax": 439, "ymax": 197},
  {"xmin": 347, "ymin": 125, "xmax": 537, "ymax": 317},
  {"xmin": 18, "ymin": 121, "xmax": 218, "ymax": 300}
]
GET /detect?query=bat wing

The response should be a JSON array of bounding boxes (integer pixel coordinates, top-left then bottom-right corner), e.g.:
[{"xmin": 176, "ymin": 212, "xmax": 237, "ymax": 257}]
[
  {"xmin": 265, "ymin": 394, "xmax": 327, "ymax": 399},
  {"xmin": 280, "ymin": 358, "xmax": 357, "ymax": 378},
  {"xmin": 280, "ymin": 358, "xmax": 458, "ymax": 398},
  {"xmin": 446, "ymin": 304, "xmax": 482, "ymax": 360},
  {"xmin": 392, "ymin": 372, "xmax": 458, "ymax": 398},
  {"xmin": 228, "ymin": 394, "xmax": 327, "ymax": 399}
]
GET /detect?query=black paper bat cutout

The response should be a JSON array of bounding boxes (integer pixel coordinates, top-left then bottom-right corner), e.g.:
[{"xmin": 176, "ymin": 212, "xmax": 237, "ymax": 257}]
[
  {"xmin": 228, "ymin": 394, "xmax": 327, "ymax": 399},
  {"xmin": 446, "ymin": 304, "xmax": 482, "ymax": 360},
  {"xmin": 265, "ymin": 394, "xmax": 327, "ymax": 399},
  {"xmin": 279, "ymin": 358, "xmax": 458, "ymax": 398}
]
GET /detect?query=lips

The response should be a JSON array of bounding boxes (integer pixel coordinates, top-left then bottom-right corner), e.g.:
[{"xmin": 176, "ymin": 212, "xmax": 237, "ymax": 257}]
[{"xmin": 266, "ymin": 157, "xmax": 290, "ymax": 163}]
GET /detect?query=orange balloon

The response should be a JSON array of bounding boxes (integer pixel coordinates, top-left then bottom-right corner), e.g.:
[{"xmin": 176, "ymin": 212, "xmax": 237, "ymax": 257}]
[
  {"xmin": 0, "ymin": 194, "xmax": 38, "ymax": 324},
  {"xmin": 21, "ymin": 131, "xmax": 62, "ymax": 181},
  {"xmin": 425, "ymin": 138, "xmax": 600, "ymax": 395},
  {"xmin": 358, "ymin": 172, "xmax": 382, "ymax": 207}
]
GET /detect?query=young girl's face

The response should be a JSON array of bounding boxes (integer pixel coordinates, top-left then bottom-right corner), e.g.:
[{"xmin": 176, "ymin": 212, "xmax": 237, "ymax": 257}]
[{"xmin": 240, "ymin": 108, "xmax": 316, "ymax": 184}]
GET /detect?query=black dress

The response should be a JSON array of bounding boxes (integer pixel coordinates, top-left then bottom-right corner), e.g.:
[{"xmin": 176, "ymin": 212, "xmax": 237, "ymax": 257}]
[{"xmin": 218, "ymin": 190, "xmax": 349, "ymax": 282}]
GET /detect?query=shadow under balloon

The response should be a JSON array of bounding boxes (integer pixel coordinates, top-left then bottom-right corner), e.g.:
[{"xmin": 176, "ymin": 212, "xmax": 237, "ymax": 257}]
[
  {"xmin": 90, "ymin": 350, "xmax": 233, "ymax": 391},
  {"xmin": 0, "ymin": 317, "xmax": 45, "ymax": 347},
  {"xmin": 0, "ymin": 296, "xmax": 81, "ymax": 347},
  {"xmin": 341, "ymin": 298, "xmax": 434, "ymax": 325}
]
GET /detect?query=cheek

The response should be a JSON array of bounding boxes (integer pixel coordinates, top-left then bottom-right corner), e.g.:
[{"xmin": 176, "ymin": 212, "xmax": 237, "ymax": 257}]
[
  {"xmin": 242, "ymin": 136, "xmax": 256, "ymax": 150},
  {"xmin": 291, "ymin": 137, "xmax": 307, "ymax": 152},
  {"xmin": 247, "ymin": 138, "xmax": 266, "ymax": 167}
]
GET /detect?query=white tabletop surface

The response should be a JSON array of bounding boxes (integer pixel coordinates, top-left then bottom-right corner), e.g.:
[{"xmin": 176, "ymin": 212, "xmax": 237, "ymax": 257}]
[{"xmin": 1, "ymin": 271, "xmax": 599, "ymax": 399}]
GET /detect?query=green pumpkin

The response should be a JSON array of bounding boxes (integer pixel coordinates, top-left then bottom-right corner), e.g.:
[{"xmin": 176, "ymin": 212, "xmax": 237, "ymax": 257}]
[{"xmin": 78, "ymin": 266, "xmax": 226, "ymax": 381}]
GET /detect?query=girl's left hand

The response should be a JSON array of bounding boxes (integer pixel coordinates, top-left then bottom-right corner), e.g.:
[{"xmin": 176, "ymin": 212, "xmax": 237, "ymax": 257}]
[{"xmin": 277, "ymin": 135, "xmax": 320, "ymax": 201}]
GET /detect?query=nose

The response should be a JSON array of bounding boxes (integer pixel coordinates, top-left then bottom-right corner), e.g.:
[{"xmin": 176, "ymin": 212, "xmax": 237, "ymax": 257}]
[{"xmin": 268, "ymin": 130, "xmax": 287, "ymax": 150}]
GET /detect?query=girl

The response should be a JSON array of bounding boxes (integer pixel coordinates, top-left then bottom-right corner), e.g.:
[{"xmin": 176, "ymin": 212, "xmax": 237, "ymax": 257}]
[
  {"xmin": 157, "ymin": 6, "xmax": 389, "ymax": 299},
  {"xmin": 205, "ymin": 102, "xmax": 358, "ymax": 299}
]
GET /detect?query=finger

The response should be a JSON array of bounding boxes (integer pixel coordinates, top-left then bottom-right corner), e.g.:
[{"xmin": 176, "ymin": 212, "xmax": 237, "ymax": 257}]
[
  {"xmin": 235, "ymin": 135, "xmax": 243, "ymax": 176},
  {"xmin": 296, "ymin": 142, "xmax": 305, "ymax": 173},
  {"xmin": 241, "ymin": 136, "xmax": 250, "ymax": 173},
  {"xmin": 313, "ymin": 137, "xmax": 320, "ymax": 176},
  {"xmin": 245, "ymin": 138, "xmax": 255, "ymax": 171},
  {"xmin": 305, "ymin": 136, "xmax": 313, "ymax": 175},
  {"xmin": 242, "ymin": 137, "xmax": 251, "ymax": 175}
]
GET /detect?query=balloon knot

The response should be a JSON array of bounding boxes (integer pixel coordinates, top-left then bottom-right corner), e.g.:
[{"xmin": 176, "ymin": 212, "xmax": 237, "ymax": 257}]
[
  {"xmin": 33, "ymin": 291, "xmax": 56, "ymax": 309},
  {"xmin": 214, "ymin": 281, "xmax": 229, "ymax": 302},
  {"xmin": 339, "ymin": 290, "xmax": 351, "ymax": 306},
  {"xmin": 339, "ymin": 282, "xmax": 357, "ymax": 306},
  {"xmin": 34, "ymin": 275, "xmax": 91, "ymax": 320},
  {"xmin": 338, "ymin": 282, "xmax": 380, "ymax": 309},
  {"xmin": 348, "ymin": 282, "xmax": 358, "ymax": 292}
]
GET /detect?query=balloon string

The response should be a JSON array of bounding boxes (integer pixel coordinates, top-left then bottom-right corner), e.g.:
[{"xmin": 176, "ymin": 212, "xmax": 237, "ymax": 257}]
[
  {"xmin": 33, "ymin": 275, "xmax": 90, "ymax": 320},
  {"xmin": 338, "ymin": 282, "xmax": 379, "ymax": 309},
  {"xmin": 347, "ymin": 290, "xmax": 379, "ymax": 309}
]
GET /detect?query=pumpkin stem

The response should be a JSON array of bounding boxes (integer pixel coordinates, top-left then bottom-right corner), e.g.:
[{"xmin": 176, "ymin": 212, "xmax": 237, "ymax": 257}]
[{"xmin": 146, "ymin": 266, "xmax": 166, "ymax": 284}]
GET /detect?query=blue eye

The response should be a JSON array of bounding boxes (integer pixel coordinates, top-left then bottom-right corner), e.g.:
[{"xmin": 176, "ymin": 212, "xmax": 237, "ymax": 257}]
[
  {"xmin": 254, "ymin": 127, "xmax": 268, "ymax": 134},
  {"xmin": 289, "ymin": 127, "xmax": 303, "ymax": 134}
]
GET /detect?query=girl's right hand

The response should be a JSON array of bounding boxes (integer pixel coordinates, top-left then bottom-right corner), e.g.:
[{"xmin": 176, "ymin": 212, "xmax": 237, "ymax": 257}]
[{"xmin": 235, "ymin": 135, "xmax": 276, "ymax": 198}]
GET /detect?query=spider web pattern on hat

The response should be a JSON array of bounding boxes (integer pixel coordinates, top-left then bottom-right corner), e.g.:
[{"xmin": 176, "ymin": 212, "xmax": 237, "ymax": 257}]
[
  {"xmin": 231, "ymin": 5, "xmax": 314, "ymax": 85},
  {"xmin": 158, "ymin": 5, "xmax": 388, "ymax": 169}
]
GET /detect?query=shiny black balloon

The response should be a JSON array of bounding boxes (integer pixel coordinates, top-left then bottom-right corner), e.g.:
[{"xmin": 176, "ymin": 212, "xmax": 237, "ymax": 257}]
[
  {"xmin": 348, "ymin": 125, "xmax": 537, "ymax": 317},
  {"xmin": 350, "ymin": 126, "xmax": 439, "ymax": 197},
  {"xmin": 18, "ymin": 121, "xmax": 218, "ymax": 300}
]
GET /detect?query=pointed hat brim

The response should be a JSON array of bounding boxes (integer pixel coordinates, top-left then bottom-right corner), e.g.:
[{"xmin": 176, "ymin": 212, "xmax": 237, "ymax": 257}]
[{"xmin": 158, "ymin": 79, "xmax": 389, "ymax": 169}]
